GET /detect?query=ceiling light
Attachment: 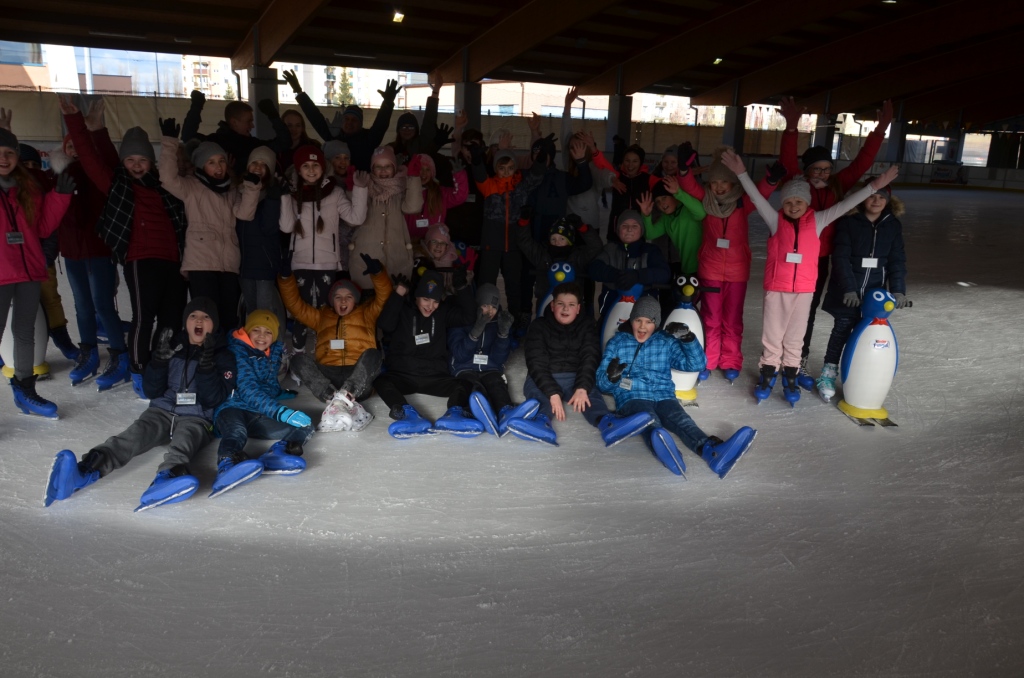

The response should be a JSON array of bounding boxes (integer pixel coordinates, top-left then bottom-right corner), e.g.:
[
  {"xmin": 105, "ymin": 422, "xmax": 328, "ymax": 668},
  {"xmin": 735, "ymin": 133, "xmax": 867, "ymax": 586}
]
[
  {"xmin": 882, "ymin": 1, "xmax": 897, "ymax": 4},
  {"xmin": 713, "ymin": 58, "xmax": 723, "ymax": 65},
  {"xmin": 511, "ymin": 68, "xmax": 544, "ymax": 76},
  {"xmin": 334, "ymin": 52, "xmax": 376, "ymax": 60},
  {"xmin": 393, "ymin": 10, "xmax": 404, "ymax": 22}
]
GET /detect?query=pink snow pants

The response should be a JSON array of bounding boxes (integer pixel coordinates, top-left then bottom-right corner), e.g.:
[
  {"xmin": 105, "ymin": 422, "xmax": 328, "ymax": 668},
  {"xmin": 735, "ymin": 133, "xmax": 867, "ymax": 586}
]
[
  {"xmin": 699, "ymin": 280, "xmax": 746, "ymax": 371},
  {"xmin": 760, "ymin": 291, "xmax": 813, "ymax": 369}
]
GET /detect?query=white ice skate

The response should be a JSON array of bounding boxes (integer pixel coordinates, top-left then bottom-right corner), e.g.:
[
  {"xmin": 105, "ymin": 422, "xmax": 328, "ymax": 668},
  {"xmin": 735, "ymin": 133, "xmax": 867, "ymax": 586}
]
[
  {"xmin": 318, "ymin": 390, "xmax": 373, "ymax": 432},
  {"xmin": 816, "ymin": 363, "xmax": 838, "ymax": 402}
]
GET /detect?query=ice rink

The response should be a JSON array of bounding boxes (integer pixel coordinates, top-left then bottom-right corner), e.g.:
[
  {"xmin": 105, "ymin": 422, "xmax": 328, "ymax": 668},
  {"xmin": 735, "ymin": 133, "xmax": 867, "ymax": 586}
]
[{"xmin": 1, "ymin": 187, "xmax": 1022, "ymax": 677}]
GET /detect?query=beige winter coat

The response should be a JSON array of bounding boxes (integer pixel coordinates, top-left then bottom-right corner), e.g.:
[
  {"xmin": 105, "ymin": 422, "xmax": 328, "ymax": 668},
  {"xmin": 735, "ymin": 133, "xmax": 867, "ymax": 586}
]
[
  {"xmin": 159, "ymin": 136, "xmax": 259, "ymax": 273},
  {"xmin": 349, "ymin": 175, "xmax": 422, "ymax": 289}
]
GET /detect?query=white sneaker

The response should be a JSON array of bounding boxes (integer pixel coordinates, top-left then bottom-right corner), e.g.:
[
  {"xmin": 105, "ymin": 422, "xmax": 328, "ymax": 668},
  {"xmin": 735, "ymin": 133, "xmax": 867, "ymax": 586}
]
[{"xmin": 318, "ymin": 396, "xmax": 354, "ymax": 432}]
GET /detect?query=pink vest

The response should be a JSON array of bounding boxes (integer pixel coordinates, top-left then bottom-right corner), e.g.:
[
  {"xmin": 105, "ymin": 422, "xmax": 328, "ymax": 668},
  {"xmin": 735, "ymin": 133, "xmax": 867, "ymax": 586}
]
[{"xmin": 763, "ymin": 210, "xmax": 820, "ymax": 293}]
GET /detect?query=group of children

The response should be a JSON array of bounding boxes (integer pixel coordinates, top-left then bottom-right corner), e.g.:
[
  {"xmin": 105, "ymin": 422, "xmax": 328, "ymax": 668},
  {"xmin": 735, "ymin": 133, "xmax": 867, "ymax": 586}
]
[{"xmin": 0, "ymin": 88, "xmax": 909, "ymax": 510}]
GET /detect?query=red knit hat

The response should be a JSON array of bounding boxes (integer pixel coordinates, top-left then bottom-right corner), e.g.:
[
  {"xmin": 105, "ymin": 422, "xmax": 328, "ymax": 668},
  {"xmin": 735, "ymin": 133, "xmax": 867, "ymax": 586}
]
[{"xmin": 293, "ymin": 144, "xmax": 325, "ymax": 172}]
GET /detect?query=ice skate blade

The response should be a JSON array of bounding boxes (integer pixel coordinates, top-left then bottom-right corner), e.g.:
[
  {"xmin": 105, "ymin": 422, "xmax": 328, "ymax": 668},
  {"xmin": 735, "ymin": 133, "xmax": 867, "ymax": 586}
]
[
  {"xmin": 428, "ymin": 427, "xmax": 484, "ymax": 438},
  {"xmin": 18, "ymin": 409, "xmax": 59, "ymax": 420},
  {"xmin": 715, "ymin": 429, "xmax": 757, "ymax": 480},
  {"xmin": 261, "ymin": 468, "xmax": 304, "ymax": 475},
  {"xmin": 208, "ymin": 468, "xmax": 263, "ymax": 498},
  {"xmin": 97, "ymin": 378, "xmax": 131, "ymax": 393},
  {"xmin": 134, "ymin": 486, "xmax": 195, "ymax": 512}
]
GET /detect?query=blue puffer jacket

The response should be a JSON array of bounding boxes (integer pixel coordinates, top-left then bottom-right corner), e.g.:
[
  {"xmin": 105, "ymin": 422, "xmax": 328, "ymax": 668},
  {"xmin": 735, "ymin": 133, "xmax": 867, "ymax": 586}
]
[
  {"xmin": 214, "ymin": 332, "xmax": 286, "ymax": 420},
  {"xmin": 597, "ymin": 326, "xmax": 706, "ymax": 408},
  {"xmin": 448, "ymin": 318, "xmax": 511, "ymax": 375},
  {"xmin": 144, "ymin": 331, "xmax": 235, "ymax": 422}
]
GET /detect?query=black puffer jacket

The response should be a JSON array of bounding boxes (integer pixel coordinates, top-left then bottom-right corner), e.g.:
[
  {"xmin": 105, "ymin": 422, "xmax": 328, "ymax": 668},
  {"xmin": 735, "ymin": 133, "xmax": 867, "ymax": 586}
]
[
  {"xmin": 377, "ymin": 284, "xmax": 476, "ymax": 378},
  {"xmin": 524, "ymin": 304, "xmax": 600, "ymax": 397},
  {"xmin": 236, "ymin": 196, "xmax": 282, "ymax": 281}
]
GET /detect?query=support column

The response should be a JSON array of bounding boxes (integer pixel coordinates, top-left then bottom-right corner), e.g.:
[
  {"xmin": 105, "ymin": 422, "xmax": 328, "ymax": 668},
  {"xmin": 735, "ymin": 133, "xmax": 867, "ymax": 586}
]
[
  {"xmin": 455, "ymin": 81, "xmax": 482, "ymax": 130},
  {"xmin": 812, "ymin": 114, "xmax": 837, "ymax": 152},
  {"xmin": 884, "ymin": 121, "xmax": 907, "ymax": 163},
  {"xmin": 721, "ymin": 105, "xmax": 746, "ymax": 151},
  {"xmin": 248, "ymin": 65, "xmax": 280, "ymax": 140},
  {"xmin": 605, "ymin": 94, "xmax": 633, "ymax": 153}
]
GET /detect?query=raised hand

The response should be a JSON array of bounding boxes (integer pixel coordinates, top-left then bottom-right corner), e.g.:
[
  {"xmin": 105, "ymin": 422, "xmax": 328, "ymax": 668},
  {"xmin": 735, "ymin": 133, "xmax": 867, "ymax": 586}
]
[
  {"xmin": 720, "ymin": 148, "xmax": 746, "ymax": 175},
  {"xmin": 564, "ymin": 86, "xmax": 579, "ymax": 107},
  {"xmin": 282, "ymin": 70, "xmax": 303, "ymax": 95},
  {"xmin": 153, "ymin": 328, "xmax": 176, "ymax": 361},
  {"xmin": 84, "ymin": 99, "xmax": 106, "ymax": 131},
  {"xmin": 431, "ymin": 72, "xmax": 443, "ymax": 97},
  {"xmin": 56, "ymin": 96, "xmax": 78, "ymax": 117},
  {"xmin": 379, "ymin": 79, "xmax": 401, "ymax": 104},
  {"xmin": 780, "ymin": 96, "xmax": 806, "ymax": 130},
  {"xmin": 637, "ymin": 191, "xmax": 654, "ymax": 217},
  {"xmin": 527, "ymin": 112, "xmax": 541, "ymax": 134},
  {"xmin": 257, "ymin": 99, "xmax": 280, "ymax": 120},
  {"xmin": 569, "ymin": 137, "xmax": 587, "ymax": 161},
  {"xmin": 198, "ymin": 334, "xmax": 217, "ymax": 371},
  {"xmin": 872, "ymin": 164, "xmax": 899, "ymax": 190},
  {"xmin": 611, "ymin": 177, "xmax": 627, "ymax": 194},
  {"xmin": 877, "ymin": 99, "xmax": 894, "ymax": 133},
  {"xmin": 435, "ymin": 123, "xmax": 455, "ymax": 148},
  {"xmin": 159, "ymin": 117, "xmax": 180, "ymax": 139},
  {"xmin": 678, "ymin": 141, "xmax": 698, "ymax": 169},
  {"xmin": 352, "ymin": 170, "xmax": 369, "ymax": 188},
  {"xmin": 662, "ymin": 174, "xmax": 679, "ymax": 195},
  {"xmin": 665, "ymin": 321, "xmax": 695, "ymax": 342},
  {"xmin": 580, "ymin": 129, "xmax": 597, "ymax": 152},
  {"xmin": 498, "ymin": 131, "xmax": 513, "ymax": 150},
  {"xmin": 496, "ymin": 309, "xmax": 514, "ymax": 338},
  {"xmin": 360, "ymin": 253, "xmax": 383, "ymax": 276},
  {"xmin": 765, "ymin": 161, "xmax": 788, "ymax": 185}
]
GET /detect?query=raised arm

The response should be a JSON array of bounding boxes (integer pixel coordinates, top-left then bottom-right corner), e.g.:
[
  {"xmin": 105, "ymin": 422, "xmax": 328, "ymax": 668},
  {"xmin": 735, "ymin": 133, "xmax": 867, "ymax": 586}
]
[
  {"xmin": 724, "ymin": 149, "xmax": 779, "ymax": 235},
  {"xmin": 815, "ymin": 165, "xmax": 898, "ymax": 233}
]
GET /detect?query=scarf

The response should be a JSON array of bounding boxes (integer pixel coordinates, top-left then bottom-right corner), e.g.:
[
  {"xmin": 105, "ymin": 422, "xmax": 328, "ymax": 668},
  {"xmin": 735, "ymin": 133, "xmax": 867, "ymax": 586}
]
[
  {"xmin": 195, "ymin": 169, "xmax": 232, "ymax": 194},
  {"xmin": 702, "ymin": 183, "xmax": 744, "ymax": 219},
  {"xmin": 96, "ymin": 168, "xmax": 187, "ymax": 263},
  {"xmin": 295, "ymin": 176, "xmax": 336, "ymax": 203},
  {"xmin": 368, "ymin": 173, "xmax": 406, "ymax": 204}
]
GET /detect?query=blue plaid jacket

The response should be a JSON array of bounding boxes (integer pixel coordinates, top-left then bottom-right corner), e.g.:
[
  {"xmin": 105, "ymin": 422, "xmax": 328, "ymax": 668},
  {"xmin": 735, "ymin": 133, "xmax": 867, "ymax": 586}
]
[{"xmin": 597, "ymin": 328, "xmax": 706, "ymax": 408}]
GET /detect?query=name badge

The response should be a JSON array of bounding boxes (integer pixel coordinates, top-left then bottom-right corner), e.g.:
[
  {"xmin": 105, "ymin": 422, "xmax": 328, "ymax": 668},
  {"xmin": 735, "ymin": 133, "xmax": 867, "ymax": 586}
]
[
  {"xmin": 619, "ymin": 377, "xmax": 633, "ymax": 391},
  {"xmin": 6, "ymin": 232, "xmax": 25, "ymax": 245},
  {"xmin": 861, "ymin": 257, "xmax": 878, "ymax": 269},
  {"xmin": 415, "ymin": 218, "xmax": 429, "ymax": 228},
  {"xmin": 473, "ymin": 354, "xmax": 489, "ymax": 365},
  {"xmin": 786, "ymin": 252, "xmax": 803, "ymax": 264},
  {"xmin": 415, "ymin": 333, "xmax": 430, "ymax": 345},
  {"xmin": 176, "ymin": 392, "xmax": 197, "ymax": 406},
  {"xmin": 465, "ymin": 194, "xmax": 476, "ymax": 203},
  {"xmin": 716, "ymin": 238, "xmax": 730, "ymax": 249},
  {"xmin": 330, "ymin": 339, "xmax": 345, "ymax": 349}
]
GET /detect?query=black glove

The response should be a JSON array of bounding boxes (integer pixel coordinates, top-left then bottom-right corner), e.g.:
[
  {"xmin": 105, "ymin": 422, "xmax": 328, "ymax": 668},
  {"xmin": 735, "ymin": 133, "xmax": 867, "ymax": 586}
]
[
  {"xmin": 152, "ymin": 327, "xmax": 176, "ymax": 361},
  {"xmin": 843, "ymin": 291, "xmax": 860, "ymax": 307},
  {"xmin": 243, "ymin": 172, "xmax": 261, "ymax": 185},
  {"xmin": 189, "ymin": 89, "xmax": 206, "ymax": 107},
  {"xmin": 544, "ymin": 133, "xmax": 557, "ymax": 147},
  {"xmin": 380, "ymin": 79, "xmax": 401, "ymax": 105},
  {"xmin": 282, "ymin": 69, "xmax": 303, "ymax": 95},
  {"xmin": 279, "ymin": 250, "xmax": 293, "ymax": 278},
  {"xmin": 198, "ymin": 334, "xmax": 216, "ymax": 371},
  {"xmin": 766, "ymin": 161, "xmax": 787, "ymax": 185},
  {"xmin": 257, "ymin": 99, "xmax": 279, "ymax": 120},
  {"xmin": 665, "ymin": 321, "xmax": 695, "ymax": 343},
  {"xmin": 54, "ymin": 173, "xmax": 76, "ymax": 195},
  {"xmin": 496, "ymin": 309, "xmax": 514, "ymax": 338},
  {"xmin": 391, "ymin": 272, "xmax": 411, "ymax": 291},
  {"xmin": 616, "ymin": 270, "xmax": 640, "ymax": 290},
  {"xmin": 360, "ymin": 253, "xmax": 382, "ymax": 276},
  {"xmin": 159, "ymin": 117, "xmax": 180, "ymax": 139},
  {"xmin": 606, "ymin": 357, "xmax": 626, "ymax": 384},
  {"xmin": 518, "ymin": 204, "xmax": 533, "ymax": 222},
  {"xmin": 266, "ymin": 178, "xmax": 288, "ymax": 201},
  {"xmin": 678, "ymin": 141, "xmax": 698, "ymax": 168},
  {"xmin": 451, "ymin": 268, "xmax": 468, "ymax": 290},
  {"xmin": 434, "ymin": 123, "xmax": 455, "ymax": 148},
  {"xmin": 469, "ymin": 309, "xmax": 490, "ymax": 340}
]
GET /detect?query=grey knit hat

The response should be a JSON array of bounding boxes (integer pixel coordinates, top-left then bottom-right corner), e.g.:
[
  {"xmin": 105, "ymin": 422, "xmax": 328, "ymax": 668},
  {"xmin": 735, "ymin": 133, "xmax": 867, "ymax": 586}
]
[
  {"xmin": 323, "ymin": 140, "xmax": 351, "ymax": 162},
  {"xmin": 492, "ymin": 149, "xmax": 516, "ymax": 172},
  {"xmin": 191, "ymin": 141, "xmax": 226, "ymax": 169},
  {"xmin": 780, "ymin": 177, "xmax": 812, "ymax": 204},
  {"xmin": 616, "ymin": 209, "xmax": 645, "ymax": 238},
  {"xmin": 629, "ymin": 295, "xmax": 661, "ymax": 328},
  {"xmin": 119, "ymin": 127, "xmax": 155, "ymax": 163},
  {"xmin": 476, "ymin": 283, "xmax": 500, "ymax": 308}
]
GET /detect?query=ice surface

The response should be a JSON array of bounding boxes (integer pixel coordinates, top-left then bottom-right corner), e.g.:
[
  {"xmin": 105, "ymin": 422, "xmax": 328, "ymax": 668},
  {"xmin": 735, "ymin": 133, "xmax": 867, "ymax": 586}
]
[{"xmin": 1, "ymin": 189, "xmax": 1022, "ymax": 677}]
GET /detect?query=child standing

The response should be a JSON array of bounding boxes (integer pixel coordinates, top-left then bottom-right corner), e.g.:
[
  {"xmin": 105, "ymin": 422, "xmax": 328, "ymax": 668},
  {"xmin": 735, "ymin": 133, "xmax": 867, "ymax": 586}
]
[
  {"xmin": 404, "ymin": 153, "xmax": 468, "ymax": 243},
  {"xmin": 588, "ymin": 211, "xmax": 672, "ymax": 314},
  {"xmin": 596, "ymin": 296, "xmax": 756, "ymax": 478},
  {"xmin": 720, "ymin": 150, "xmax": 898, "ymax": 404},
  {"xmin": 236, "ymin": 146, "xmax": 287, "ymax": 334}
]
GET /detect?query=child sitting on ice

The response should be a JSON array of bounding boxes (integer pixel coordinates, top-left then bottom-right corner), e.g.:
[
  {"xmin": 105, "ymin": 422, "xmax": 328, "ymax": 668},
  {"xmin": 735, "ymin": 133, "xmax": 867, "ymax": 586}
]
[
  {"xmin": 44, "ymin": 298, "xmax": 235, "ymax": 511},
  {"xmin": 411, "ymin": 222, "xmax": 477, "ymax": 298},
  {"xmin": 208, "ymin": 310, "xmax": 316, "ymax": 498},
  {"xmin": 448, "ymin": 283, "xmax": 541, "ymax": 436},
  {"xmin": 514, "ymin": 282, "xmax": 654, "ymax": 446},
  {"xmin": 596, "ymin": 296, "xmax": 757, "ymax": 478}
]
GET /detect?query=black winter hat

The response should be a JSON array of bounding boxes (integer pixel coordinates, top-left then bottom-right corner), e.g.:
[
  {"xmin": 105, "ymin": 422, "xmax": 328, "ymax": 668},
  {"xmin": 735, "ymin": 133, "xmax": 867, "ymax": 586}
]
[
  {"xmin": 625, "ymin": 144, "xmax": 646, "ymax": 163},
  {"xmin": 414, "ymin": 271, "xmax": 444, "ymax": 302},
  {"xmin": 548, "ymin": 217, "xmax": 575, "ymax": 246},
  {"xmin": 651, "ymin": 181, "xmax": 673, "ymax": 199},
  {"xmin": 0, "ymin": 128, "xmax": 18, "ymax": 150},
  {"xmin": 396, "ymin": 111, "xmax": 419, "ymax": 133},
  {"xmin": 18, "ymin": 144, "xmax": 41, "ymax": 165},
  {"xmin": 801, "ymin": 145, "xmax": 833, "ymax": 170},
  {"xmin": 183, "ymin": 297, "xmax": 220, "ymax": 331}
]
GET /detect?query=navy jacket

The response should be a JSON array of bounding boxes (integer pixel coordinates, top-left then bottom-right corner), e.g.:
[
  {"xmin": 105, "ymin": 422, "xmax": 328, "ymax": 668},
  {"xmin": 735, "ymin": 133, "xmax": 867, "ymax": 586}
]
[
  {"xmin": 824, "ymin": 207, "xmax": 907, "ymax": 318},
  {"xmin": 236, "ymin": 196, "xmax": 283, "ymax": 280},
  {"xmin": 448, "ymin": 319, "xmax": 511, "ymax": 376},
  {"xmin": 144, "ymin": 331, "xmax": 235, "ymax": 422}
]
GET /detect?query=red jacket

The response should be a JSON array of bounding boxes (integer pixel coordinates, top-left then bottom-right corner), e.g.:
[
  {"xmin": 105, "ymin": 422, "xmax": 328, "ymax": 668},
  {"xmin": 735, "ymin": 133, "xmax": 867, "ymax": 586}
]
[
  {"xmin": 0, "ymin": 184, "xmax": 70, "ymax": 286},
  {"xmin": 58, "ymin": 156, "xmax": 113, "ymax": 261},
  {"xmin": 779, "ymin": 129, "xmax": 884, "ymax": 256},
  {"xmin": 763, "ymin": 210, "xmax": 821, "ymax": 293}
]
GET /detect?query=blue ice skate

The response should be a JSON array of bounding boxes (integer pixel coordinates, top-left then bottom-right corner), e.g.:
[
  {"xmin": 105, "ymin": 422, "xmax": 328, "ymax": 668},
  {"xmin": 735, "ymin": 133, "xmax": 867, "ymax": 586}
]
[
  {"xmin": 431, "ymin": 406, "xmax": 485, "ymax": 438},
  {"xmin": 506, "ymin": 413, "xmax": 558, "ymax": 446},
  {"xmin": 131, "ymin": 371, "xmax": 147, "ymax": 400},
  {"xmin": 650, "ymin": 428, "xmax": 686, "ymax": 477},
  {"xmin": 69, "ymin": 346, "xmax": 100, "ymax": 386},
  {"xmin": 11, "ymin": 376, "xmax": 58, "ymax": 419},
  {"xmin": 387, "ymin": 405, "xmax": 437, "ymax": 439},
  {"xmin": 50, "ymin": 326, "xmax": 78, "ymax": 361},
  {"xmin": 598, "ymin": 412, "xmax": 655, "ymax": 448},
  {"xmin": 754, "ymin": 366, "xmax": 777, "ymax": 404},
  {"xmin": 260, "ymin": 440, "xmax": 307, "ymax": 475},
  {"xmin": 497, "ymin": 399, "xmax": 540, "ymax": 437},
  {"xmin": 723, "ymin": 368, "xmax": 740, "ymax": 383},
  {"xmin": 209, "ymin": 455, "xmax": 264, "ymax": 498},
  {"xmin": 44, "ymin": 450, "xmax": 99, "ymax": 507},
  {"xmin": 95, "ymin": 349, "xmax": 130, "ymax": 391},
  {"xmin": 135, "ymin": 467, "xmax": 199, "ymax": 511},
  {"xmin": 781, "ymin": 367, "xmax": 801, "ymax": 407},
  {"xmin": 469, "ymin": 392, "xmax": 499, "ymax": 436},
  {"xmin": 702, "ymin": 427, "xmax": 757, "ymax": 479},
  {"xmin": 796, "ymin": 357, "xmax": 815, "ymax": 391},
  {"xmin": 698, "ymin": 369, "xmax": 710, "ymax": 381}
]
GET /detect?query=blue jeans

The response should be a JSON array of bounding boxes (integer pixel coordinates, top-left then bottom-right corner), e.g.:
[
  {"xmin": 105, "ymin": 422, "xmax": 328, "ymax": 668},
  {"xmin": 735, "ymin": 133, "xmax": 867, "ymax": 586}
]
[
  {"xmin": 215, "ymin": 408, "xmax": 315, "ymax": 458},
  {"xmin": 617, "ymin": 399, "xmax": 709, "ymax": 455},
  {"xmin": 65, "ymin": 257, "xmax": 126, "ymax": 350},
  {"xmin": 523, "ymin": 373, "xmax": 609, "ymax": 427}
]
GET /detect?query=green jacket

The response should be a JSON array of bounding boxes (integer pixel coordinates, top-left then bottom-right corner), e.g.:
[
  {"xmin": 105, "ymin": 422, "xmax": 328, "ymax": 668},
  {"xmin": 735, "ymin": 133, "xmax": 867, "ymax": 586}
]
[{"xmin": 643, "ymin": 188, "xmax": 705, "ymax": 274}]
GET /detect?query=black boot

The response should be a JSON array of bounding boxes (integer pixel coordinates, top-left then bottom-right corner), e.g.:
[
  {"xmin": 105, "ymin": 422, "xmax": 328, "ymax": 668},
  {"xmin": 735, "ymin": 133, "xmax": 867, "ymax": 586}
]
[{"xmin": 49, "ymin": 325, "xmax": 78, "ymax": 360}]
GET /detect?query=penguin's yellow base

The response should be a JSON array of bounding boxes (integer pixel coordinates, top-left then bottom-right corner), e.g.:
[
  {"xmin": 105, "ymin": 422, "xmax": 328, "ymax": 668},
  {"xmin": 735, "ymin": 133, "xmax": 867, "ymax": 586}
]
[
  {"xmin": 838, "ymin": 400, "xmax": 888, "ymax": 420},
  {"xmin": 675, "ymin": 388, "xmax": 697, "ymax": 403},
  {"xmin": 2, "ymin": 363, "xmax": 50, "ymax": 380}
]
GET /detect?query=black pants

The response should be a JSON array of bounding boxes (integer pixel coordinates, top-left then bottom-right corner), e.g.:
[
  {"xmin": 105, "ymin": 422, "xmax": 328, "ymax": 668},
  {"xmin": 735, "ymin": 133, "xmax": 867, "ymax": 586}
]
[
  {"xmin": 373, "ymin": 372, "xmax": 472, "ymax": 411},
  {"xmin": 824, "ymin": 314, "xmax": 859, "ymax": 365},
  {"xmin": 476, "ymin": 249, "xmax": 523, "ymax": 316},
  {"xmin": 292, "ymin": 269, "xmax": 335, "ymax": 348},
  {"xmin": 800, "ymin": 256, "xmax": 831, "ymax": 359},
  {"xmin": 291, "ymin": 349, "xmax": 382, "ymax": 402},
  {"xmin": 188, "ymin": 271, "xmax": 242, "ymax": 333},
  {"xmin": 125, "ymin": 259, "xmax": 188, "ymax": 371},
  {"xmin": 457, "ymin": 370, "xmax": 513, "ymax": 412}
]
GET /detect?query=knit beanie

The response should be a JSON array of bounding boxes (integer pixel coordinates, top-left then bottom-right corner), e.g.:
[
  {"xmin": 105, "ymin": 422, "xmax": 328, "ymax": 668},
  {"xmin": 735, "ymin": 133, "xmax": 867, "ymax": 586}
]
[
  {"xmin": 396, "ymin": 111, "xmax": 419, "ymax": 132},
  {"xmin": 18, "ymin": 144, "xmax": 41, "ymax": 166},
  {"xmin": 343, "ymin": 105, "xmax": 363, "ymax": 123},
  {"xmin": 192, "ymin": 141, "xmax": 226, "ymax": 169},
  {"xmin": 548, "ymin": 217, "xmax": 575, "ymax": 246},
  {"xmin": 625, "ymin": 144, "xmax": 646, "ymax": 163},
  {"xmin": 492, "ymin": 149, "xmax": 516, "ymax": 172},
  {"xmin": 424, "ymin": 222, "xmax": 453, "ymax": 247},
  {"xmin": 651, "ymin": 181, "xmax": 673, "ymax": 199},
  {"xmin": 371, "ymin": 146, "xmax": 397, "ymax": 171},
  {"xmin": 244, "ymin": 310, "xmax": 280, "ymax": 342},
  {"xmin": 629, "ymin": 295, "xmax": 661, "ymax": 328},
  {"xmin": 292, "ymin": 144, "xmax": 325, "ymax": 172},
  {"xmin": 780, "ymin": 177, "xmax": 812, "ymax": 204},
  {"xmin": 328, "ymin": 278, "xmax": 362, "ymax": 305},
  {"xmin": 706, "ymin": 147, "xmax": 739, "ymax": 184},
  {"xmin": 415, "ymin": 271, "xmax": 444, "ymax": 302},
  {"xmin": 416, "ymin": 153, "xmax": 436, "ymax": 177},
  {"xmin": 119, "ymin": 127, "xmax": 155, "ymax": 163},
  {"xmin": 247, "ymin": 145, "xmax": 277, "ymax": 173},
  {"xmin": 323, "ymin": 140, "xmax": 351, "ymax": 162},
  {"xmin": 183, "ymin": 297, "xmax": 219, "ymax": 331},
  {"xmin": 864, "ymin": 177, "xmax": 891, "ymax": 200},
  {"xmin": 662, "ymin": 145, "xmax": 679, "ymax": 160},
  {"xmin": 616, "ymin": 209, "xmax": 645, "ymax": 238},
  {"xmin": 801, "ymin": 145, "xmax": 833, "ymax": 170},
  {"xmin": 476, "ymin": 283, "xmax": 500, "ymax": 308},
  {"xmin": 0, "ymin": 128, "xmax": 18, "ymax": 151}
]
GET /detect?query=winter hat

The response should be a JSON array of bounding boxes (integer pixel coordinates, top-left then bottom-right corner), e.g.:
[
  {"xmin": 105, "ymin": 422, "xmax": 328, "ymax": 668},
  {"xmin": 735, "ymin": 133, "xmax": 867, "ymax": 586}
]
[
  {"xmin": 424, "ymin": 222, "xmax": 453, "ymax": 246},
  {"xmin": 416, "ymin": 153, "xmax": 436, "ymax": 177},
  {"xmin": 244, "ymin": 310, "xmax": 280, "ymax": 342},
  {"xmin": 18, "ymin": 144, "xmax": 41, "ymax": 166},
  {"xmin": 625, "ymin": 144, "xmax": 646, "ymax": 163},
  {"xmin": 396, "ymin": 111, "xmax": 419, "ymax": 132},
  {"xmin": 292, "ymin": 144, "xmax": 325, "ymax": 172},
  {"xmin": 864, "ymin": 177, "xmax": 891, "ymax": 199},
  {"xmin": 323, "ymin": 140, "xmax": 350, "ymax": 162},
  {"xmin": 247, "ymin": 145, "xmax": 276, "ymax": 173},
  {"xmin": 476, "ymin": 283, "xmax": 500, "ymax": 308},
  {"xmin": 183, "ymin": 297, "xmax": 219, "ymax": 331},
  {"xmin": 119, "ymin": 126, "xmax": 155, "ymax": 163},
  {"xmin": 0, "ymin": 127, "xmax": 18, "ymax": 151},
  {"xmin": 415, "ymin": 270, "xmax": 444, "ymax": 302},
  {"xmin": 548, "ymin": 217, "xmax": 575, "ymax": 246},
  {"xmin": 328, "ymin": 278, "xmax": 362, "ymax": 305},
  {"xmin": 192, "ymin": 141, "xmax": 226, "ymax": 169},
  {"xmin": 629, "ymin": 295, "xmax": 661, "ymax": 328},
  {"xmin": 371, "ymin": 145, "xmax": 397, "ymax": 171},
  {"xmin": 616, "ymin": 209, "xmax": 645, "ymax": 238},
  {"xmin": 662, "ymin": 145, "xmax": 679, "ymax": 160},
  {"xmin": 492, "ymin": 149, "xmax": 516, "ymax": 172},
  {"xmin": 651, "ymin": 181, "xmax": 673, "ymax": 199},
  {"xmin": 343, "ymin": 105, "xmax": 363, "ymax": 123},
  {"xmin": 780, "ymin": 177, "xmax": 812, "ymax": 204},
  {"xmin": 531, "ymin": 136, "xmax": 556, "ymax": 160},
  {"xmin": 801, "ymin": 145, "xmax": 833, "ymax": 170},
  {"xmin": 706, "ymin": 146, "xmax": 739, "ymax": 184}
]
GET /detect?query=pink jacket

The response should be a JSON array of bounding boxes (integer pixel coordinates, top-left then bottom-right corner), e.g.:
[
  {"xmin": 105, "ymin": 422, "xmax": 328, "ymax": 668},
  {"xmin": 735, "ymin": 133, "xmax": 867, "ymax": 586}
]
[
  {"xmin": 763, "ymin": 211, "xmax": 821, "ymax": 293},
  {"xmin": 0, "ymin": 185, "xmax": 70, "ymax": 286},
  {"xmin": 404, "ymin": 169, "xmax": 468, "ymax": 240}
]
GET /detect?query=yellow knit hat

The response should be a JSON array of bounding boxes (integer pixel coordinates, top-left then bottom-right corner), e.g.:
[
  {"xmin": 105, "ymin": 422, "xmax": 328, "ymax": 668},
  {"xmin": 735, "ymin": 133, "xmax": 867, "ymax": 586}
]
[{"xmin": 244, "ymin": 310, "xmax": 280, "ymax": 342}]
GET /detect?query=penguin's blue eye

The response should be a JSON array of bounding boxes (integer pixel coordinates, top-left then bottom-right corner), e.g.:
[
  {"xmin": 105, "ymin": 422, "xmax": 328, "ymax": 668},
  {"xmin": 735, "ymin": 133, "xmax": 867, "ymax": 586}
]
[
  {"xmin": 561, "ymin": 263, "xmax": 572, "ymax": 273},
  {"xmin": 873, "ymin": 291, "xmax": 885, "ymax": 301}
]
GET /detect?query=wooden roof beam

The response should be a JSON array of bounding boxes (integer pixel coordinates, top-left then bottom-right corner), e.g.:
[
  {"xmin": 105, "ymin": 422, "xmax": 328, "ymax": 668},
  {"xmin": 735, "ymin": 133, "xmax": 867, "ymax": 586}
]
[{"xmin": 232, "ymin": 0, "xmax": 332, "ymax": 71}]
